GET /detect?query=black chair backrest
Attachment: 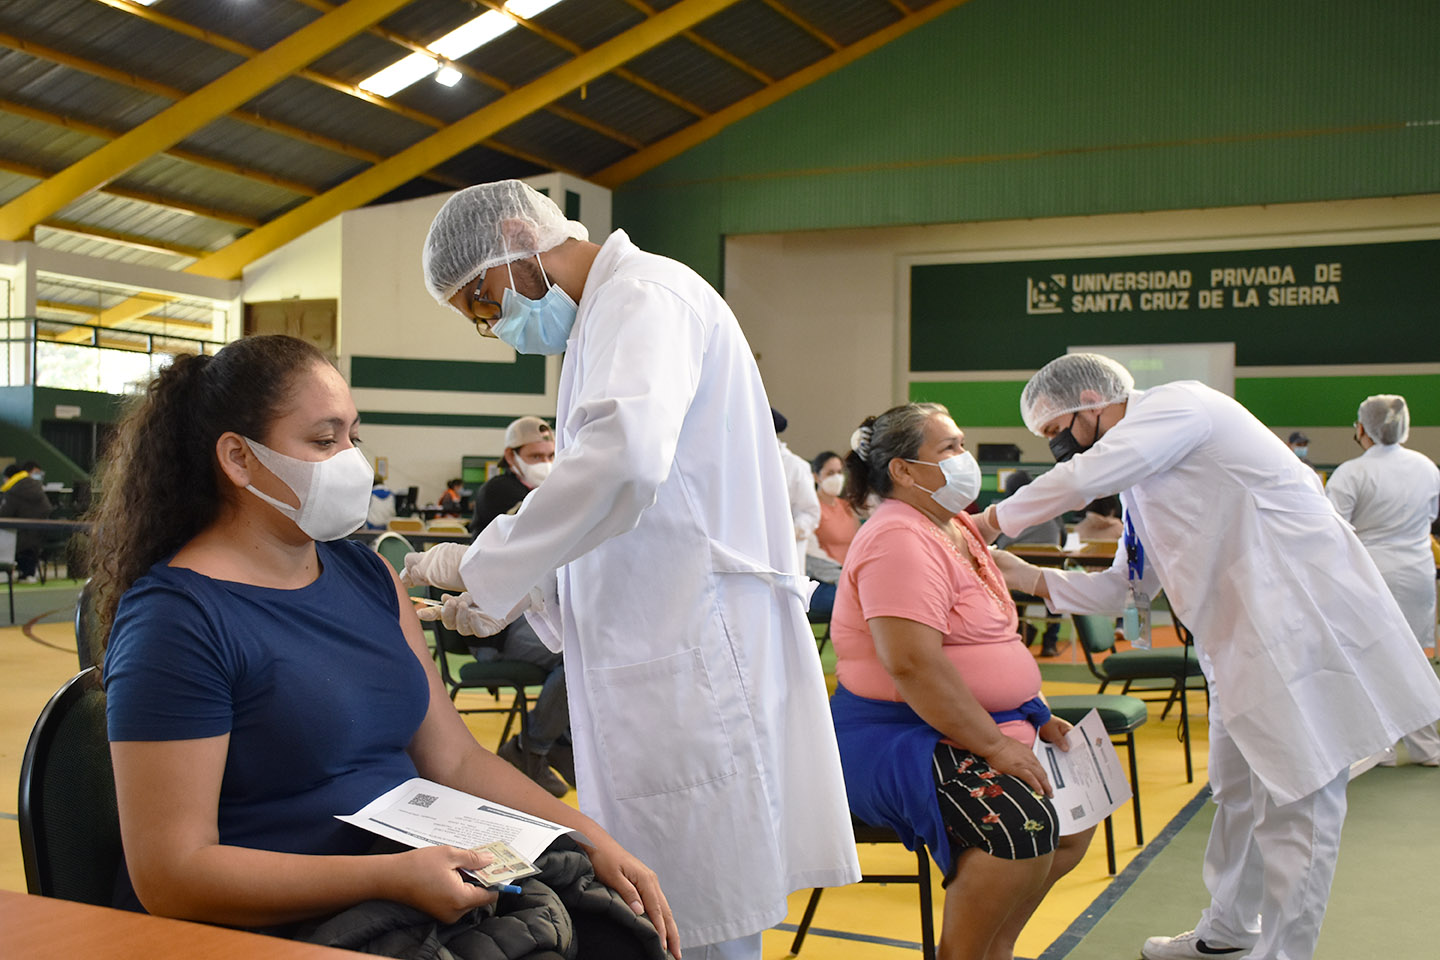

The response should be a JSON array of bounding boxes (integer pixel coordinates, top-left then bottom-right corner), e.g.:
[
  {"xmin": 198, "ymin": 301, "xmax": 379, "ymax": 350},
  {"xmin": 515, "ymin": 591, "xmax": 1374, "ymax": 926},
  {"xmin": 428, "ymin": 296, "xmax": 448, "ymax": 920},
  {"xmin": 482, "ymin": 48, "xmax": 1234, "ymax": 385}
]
[
  {"xmin": 74, "ymin": 579, "xmax": 104, "ymax": 672},
  {"xmin": 18, "ymin": 666, "xmax": 123, "ymax": 905}
]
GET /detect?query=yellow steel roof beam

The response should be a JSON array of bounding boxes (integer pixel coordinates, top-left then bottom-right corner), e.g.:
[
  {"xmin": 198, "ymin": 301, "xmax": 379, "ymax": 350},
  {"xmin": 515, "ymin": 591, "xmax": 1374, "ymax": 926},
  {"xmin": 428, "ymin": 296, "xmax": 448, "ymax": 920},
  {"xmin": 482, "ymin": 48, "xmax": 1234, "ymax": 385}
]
[
  {"xmin": 593, "ymin": 0, "xmax": 972, "ymax": 188},
  {"xmin": 0, "ymin": 0, "xmax": 414, "ymax": 241},
  {"xmin": 292, "ymin": 0, "xmax": 646, "ymax": 151},
  {"xmin": 618, "ymin": 0, "xmax": 774, "ymax": 84},
  {"xmin": 96, "ymin": 0, "xmax": 588, "ymax": 177},
  {"xmin": 475, "ymin": 1, "xmax": 711, "ymax": 118},
  {"xmin": 757, "ymin": 0, "xmax": 841, "ymax": 51},
  {"xmin": 86, "ymin": 0, "xmax": 740, "ymax": 332},
  {"xmin": 0, "ymin": 155, "xmax": 262, "ymax": 228},
  {"xmin": 0, "ymin": 96, "xmax": 320, "ymax": 196}
]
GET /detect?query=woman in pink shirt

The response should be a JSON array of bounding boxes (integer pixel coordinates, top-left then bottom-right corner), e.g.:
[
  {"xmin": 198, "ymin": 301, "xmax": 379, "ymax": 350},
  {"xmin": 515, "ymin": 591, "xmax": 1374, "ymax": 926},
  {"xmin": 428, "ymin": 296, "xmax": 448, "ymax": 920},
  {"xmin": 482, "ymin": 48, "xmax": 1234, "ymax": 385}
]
[
  {"xmin": 811, "ymin": 450, "xmax": 860, "ymax": 564},
  {"xmin": 830, "ymin": 403, "xmax": 1094, "ymax": 960}
]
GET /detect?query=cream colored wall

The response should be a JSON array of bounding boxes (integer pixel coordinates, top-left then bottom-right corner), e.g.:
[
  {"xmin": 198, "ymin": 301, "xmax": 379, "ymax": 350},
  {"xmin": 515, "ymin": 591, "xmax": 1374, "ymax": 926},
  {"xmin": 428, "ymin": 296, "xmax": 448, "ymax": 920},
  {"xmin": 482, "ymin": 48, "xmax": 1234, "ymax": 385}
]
[
  {"xmin": 726, "ymin": 193, "xmax": 1440, "ymax": 466},
  {"xmin": 242, "ymin": 216, "xmax": 342, "ymax": 303}
]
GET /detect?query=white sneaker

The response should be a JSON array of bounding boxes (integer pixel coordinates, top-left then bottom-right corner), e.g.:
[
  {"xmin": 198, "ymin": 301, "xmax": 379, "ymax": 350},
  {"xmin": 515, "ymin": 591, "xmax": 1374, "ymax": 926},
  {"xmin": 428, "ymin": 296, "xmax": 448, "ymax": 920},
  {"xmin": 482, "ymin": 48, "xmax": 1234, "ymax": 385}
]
[{"xmin": 1142, "ymin": 930, "xmax": 1248, "ymax": 959}]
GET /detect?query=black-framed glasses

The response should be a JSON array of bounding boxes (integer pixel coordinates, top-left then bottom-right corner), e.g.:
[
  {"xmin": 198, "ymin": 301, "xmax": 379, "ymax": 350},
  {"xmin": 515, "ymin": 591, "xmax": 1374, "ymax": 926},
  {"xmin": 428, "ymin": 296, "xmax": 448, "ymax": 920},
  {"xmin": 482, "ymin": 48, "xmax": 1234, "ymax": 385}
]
[{"xmin": 469, "ymin": 288, "xmax": 501, "ymax": 339}]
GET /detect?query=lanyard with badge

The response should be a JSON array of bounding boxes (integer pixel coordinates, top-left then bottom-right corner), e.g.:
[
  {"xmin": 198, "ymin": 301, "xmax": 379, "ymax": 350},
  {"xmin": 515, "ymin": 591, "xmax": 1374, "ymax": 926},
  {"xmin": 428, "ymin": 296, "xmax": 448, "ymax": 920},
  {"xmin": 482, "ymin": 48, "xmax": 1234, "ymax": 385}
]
[{"xmin": 1123, "ymin": 514, "xmax": 1152, "ymax": 649}]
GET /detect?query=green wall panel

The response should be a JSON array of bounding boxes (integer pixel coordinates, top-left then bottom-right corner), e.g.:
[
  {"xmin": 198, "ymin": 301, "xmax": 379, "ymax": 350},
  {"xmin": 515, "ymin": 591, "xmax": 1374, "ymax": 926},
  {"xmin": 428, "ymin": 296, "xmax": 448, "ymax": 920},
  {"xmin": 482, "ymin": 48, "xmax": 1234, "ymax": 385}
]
[
  {"xmin": 613, "ymin": 0, "xmax": 1440, "ymax": 288},
  {"xmin": 1235, "ymin": 374, "xmax": 1440, "ymax": 427},
  {"xmin": 908, "ymin": 380, "xmax": 1029, "ymax": 427},
  {"xmin": 349, "ymin": 355, "xmax": 545, "ymax": 394}
]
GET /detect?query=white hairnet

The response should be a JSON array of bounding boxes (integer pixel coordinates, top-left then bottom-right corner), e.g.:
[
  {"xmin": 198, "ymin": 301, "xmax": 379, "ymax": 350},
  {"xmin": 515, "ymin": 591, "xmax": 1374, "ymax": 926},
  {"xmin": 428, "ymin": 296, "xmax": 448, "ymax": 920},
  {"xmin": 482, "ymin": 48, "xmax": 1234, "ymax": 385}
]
[
  {"xmin": 1357, "ymin": 393, "xmax": 1409, "ymax": 445},
  {"xmin": 1020, "ymin": 352, "xmax": 1135, "ymax": 435},
  {"xmin": 422, "ymin": 180, "xmax": 589, "ymax": 311}
]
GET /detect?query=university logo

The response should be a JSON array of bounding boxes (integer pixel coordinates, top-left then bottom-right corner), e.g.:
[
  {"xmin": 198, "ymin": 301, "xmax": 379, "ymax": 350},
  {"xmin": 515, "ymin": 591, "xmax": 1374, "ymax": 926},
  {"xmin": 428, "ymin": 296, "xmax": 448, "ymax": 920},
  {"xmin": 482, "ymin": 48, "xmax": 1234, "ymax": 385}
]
[{"xmin": 1026, "ymin": 275, "xmax": 1066, "ymax": 315}]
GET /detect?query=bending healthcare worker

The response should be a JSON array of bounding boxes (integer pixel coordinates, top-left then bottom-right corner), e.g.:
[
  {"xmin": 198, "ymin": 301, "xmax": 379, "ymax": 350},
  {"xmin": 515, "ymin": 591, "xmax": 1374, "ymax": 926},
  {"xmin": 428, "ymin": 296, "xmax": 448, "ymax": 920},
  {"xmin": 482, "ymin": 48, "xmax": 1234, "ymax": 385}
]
[
  {"xmin": 1325, "ymin": 393, "xmax": 1440, "ymax": 766},
  {"xmin": 403, "ymin": 180, "xmax": 860, "ymax": 960},
  {"xmin": 977, "ymin": 353, "xmax": 1440, "ymax": 960}
]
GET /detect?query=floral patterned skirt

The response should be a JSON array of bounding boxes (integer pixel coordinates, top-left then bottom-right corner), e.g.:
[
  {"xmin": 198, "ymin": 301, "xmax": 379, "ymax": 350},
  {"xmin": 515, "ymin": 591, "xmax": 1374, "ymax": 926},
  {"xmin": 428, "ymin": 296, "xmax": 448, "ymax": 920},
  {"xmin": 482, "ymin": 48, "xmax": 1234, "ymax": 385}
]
[{"xmin": 932, "ymin": 742, "xmax": 1058, "ymax": 880}]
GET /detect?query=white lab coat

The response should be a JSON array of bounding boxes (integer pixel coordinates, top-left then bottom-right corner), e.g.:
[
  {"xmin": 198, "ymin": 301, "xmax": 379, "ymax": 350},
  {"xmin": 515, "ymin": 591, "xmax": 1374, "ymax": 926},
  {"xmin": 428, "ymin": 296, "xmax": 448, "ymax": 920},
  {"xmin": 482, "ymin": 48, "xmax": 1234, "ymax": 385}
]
[
  {"xmin": 463, "ymin": 230, "xmax": 859, "ymax": 948},
  {"xmin": 779, "ymin": 440, "xmax": 821, "ymax": 571},
  {"xmin": 996, "ymin": 381, "xmax": 1440, "ymax": 805},
  {"xmin": 1325, "ymin": 443, "xmax": 1440, "ymax": 648}
]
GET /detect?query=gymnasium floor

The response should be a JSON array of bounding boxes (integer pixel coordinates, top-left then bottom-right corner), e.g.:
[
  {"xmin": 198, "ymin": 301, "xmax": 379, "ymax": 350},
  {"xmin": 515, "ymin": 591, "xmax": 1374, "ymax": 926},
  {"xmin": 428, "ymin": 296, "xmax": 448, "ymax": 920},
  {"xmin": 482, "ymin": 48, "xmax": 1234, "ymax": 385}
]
[{"xmin": 1, "ymin": 582, "xmax": 1434, "ymax": 958}]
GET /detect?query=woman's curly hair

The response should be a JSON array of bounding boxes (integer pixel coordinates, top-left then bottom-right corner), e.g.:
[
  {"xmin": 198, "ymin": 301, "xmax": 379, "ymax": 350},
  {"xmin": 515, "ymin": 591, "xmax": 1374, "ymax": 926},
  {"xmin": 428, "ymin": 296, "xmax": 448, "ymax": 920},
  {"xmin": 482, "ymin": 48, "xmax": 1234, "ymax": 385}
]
[{"xmin": 86, "ymin": 335, "xmax": 328, "ymax": 648}]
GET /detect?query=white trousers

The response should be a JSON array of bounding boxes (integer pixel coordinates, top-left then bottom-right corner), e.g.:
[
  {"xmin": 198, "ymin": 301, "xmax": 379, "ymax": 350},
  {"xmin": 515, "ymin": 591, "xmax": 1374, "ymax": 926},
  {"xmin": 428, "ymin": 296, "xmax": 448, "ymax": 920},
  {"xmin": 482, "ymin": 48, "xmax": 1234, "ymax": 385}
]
[
  {"xmin": 686, "ymin": 932, "xmax": 762, "ymax": 960},
  {"xmin": 1194, "ymin": 699, "xmax": 1348, "ymax": 960},
  {"xmin": 1377, "ymin": 720, "xmax": 1440, "ymax": 765}
]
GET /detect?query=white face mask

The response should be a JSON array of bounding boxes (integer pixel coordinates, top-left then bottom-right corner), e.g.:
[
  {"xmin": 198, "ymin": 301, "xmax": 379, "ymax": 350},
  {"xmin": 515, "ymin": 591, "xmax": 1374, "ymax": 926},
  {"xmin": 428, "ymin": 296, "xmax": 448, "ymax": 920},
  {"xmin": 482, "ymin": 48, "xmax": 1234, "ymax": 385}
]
[
  {"xmin": 514, "ymin": 457, "xmax": 553, "ymax": 487},
  {"xmin": 818, "ymin": 473, "xmax": 845, "ymax": 497},
  {"xmin": 243, "ymin": 438, "xmax": 375, "ymax": 541},
  {"xmin": 906, "ymin": 451, "xmax": 982, "ymax": 514}
]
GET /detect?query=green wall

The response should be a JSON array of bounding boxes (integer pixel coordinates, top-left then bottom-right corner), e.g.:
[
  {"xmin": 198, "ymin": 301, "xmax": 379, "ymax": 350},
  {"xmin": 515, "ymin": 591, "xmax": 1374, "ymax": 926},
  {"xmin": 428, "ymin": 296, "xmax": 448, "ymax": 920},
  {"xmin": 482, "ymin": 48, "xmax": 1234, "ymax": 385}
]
[{"xmin": 613, "ymin": 0, "xmax": 1440, "ymax": 288}]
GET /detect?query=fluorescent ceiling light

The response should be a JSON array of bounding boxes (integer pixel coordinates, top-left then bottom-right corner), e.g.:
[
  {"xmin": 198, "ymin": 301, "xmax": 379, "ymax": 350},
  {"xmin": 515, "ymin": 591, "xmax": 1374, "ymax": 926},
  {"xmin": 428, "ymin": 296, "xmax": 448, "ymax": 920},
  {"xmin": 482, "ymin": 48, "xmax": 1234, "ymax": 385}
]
[
  {"xmin": 503, "ymin": 0, "xmax": 564, "ymax": 18},
  {"xmin": 429, "ymin": 11, "xmax": 518, "ymax": 60},
  {"xmin": 360, "ymin": 1, "xmax": 562, "ymax": 99},
  {"xmin": 130, "ymin": 0, "xmax": 161, "ymax": 6},
  {"xmin": 358, "ymin": 52, "xmax": 438, "ymax": 97}
]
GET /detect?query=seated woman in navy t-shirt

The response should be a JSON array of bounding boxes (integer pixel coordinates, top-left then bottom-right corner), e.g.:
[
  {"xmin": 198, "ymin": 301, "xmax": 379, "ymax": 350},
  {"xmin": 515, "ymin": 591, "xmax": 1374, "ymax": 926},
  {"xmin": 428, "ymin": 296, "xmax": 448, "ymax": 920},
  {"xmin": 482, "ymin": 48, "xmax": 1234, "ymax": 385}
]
[{"xmin": 90, "ymin": 335, "xmax": 678, "ymax": 955}]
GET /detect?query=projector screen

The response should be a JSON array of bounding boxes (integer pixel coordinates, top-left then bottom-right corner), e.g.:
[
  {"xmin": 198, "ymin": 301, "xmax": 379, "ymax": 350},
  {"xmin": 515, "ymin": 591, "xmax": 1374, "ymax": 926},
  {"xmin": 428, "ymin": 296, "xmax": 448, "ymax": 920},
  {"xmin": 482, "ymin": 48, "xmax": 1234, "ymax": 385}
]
[{"xmin": 1067, "ymin": 342, "xmax": 1236, "ymax": 396}]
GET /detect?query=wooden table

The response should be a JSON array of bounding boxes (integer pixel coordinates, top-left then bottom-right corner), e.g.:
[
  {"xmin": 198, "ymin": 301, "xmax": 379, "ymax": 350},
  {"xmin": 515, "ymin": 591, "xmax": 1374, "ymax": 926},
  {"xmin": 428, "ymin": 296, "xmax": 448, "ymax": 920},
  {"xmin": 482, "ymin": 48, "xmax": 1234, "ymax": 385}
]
[
  {"xmin": 1004, "ymin": 541, "xmax": 1117, "ymax": 568},
  {"xmin": 0, "ymin": 890, "xmax": 360, "ymax": 959}
]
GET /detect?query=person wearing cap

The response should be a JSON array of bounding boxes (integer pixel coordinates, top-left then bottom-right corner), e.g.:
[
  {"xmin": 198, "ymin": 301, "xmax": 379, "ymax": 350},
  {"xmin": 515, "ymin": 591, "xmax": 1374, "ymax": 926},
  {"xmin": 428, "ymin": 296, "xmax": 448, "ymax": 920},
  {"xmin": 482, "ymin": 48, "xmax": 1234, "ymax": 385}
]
[
  {"xmin": 1285, "ymin": 430, "xmax": 1319, "ymax": 471},
  {"xmin": 468, "ymin": 416, "xmax": 556, "ymax": 536},
  {"xmin": 401, "ymin": 180, "xmax": 859, "ymax": 959},
  {"xmin": 974, "ymin": 353, "xmax": 1440, "ymax": 960},
  {"xmin": 462, "ymin": 416, "xmax": 572, "ymax": 798},
  {"xmin": 1326, "ymin": 394, "xmax": 1440, "ymax": 766}
]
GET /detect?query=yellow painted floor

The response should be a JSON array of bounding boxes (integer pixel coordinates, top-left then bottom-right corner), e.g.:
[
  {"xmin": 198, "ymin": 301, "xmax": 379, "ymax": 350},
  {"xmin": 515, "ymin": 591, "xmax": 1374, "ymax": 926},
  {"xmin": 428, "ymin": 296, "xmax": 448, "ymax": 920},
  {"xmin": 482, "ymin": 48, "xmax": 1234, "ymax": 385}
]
[{"xmin": 2, "ymin": 615, "xmax": 1210, "ymax": 959}]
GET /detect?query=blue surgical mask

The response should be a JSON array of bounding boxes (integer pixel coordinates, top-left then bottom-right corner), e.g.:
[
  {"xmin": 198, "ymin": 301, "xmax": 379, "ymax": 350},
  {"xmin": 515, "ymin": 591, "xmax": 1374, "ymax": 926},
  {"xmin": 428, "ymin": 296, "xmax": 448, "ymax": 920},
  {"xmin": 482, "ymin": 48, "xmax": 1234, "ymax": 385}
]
[
  {"xmin": 1293, "ymin": 446, "xmax": 1309, "ymax": 459},
  {"xmin": 491, "ymin": 256, "xmax": 577, "ymax": 355}
]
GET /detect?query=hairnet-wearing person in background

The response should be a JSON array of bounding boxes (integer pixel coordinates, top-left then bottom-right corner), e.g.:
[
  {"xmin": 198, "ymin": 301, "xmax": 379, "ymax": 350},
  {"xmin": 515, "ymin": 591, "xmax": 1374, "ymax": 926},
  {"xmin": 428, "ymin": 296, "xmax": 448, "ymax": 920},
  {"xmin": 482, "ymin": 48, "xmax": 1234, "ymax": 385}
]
[
  {"xmin": 973, "ymin": 354, "xmax": 1440, "ymax": 960},
  {"xmin": 1325, "ymin": 394, "xmax": 1440, "ymax": 767},
  {"xmin": 400, "ymin": 180, "xmax": 860, "ymax": 959}
]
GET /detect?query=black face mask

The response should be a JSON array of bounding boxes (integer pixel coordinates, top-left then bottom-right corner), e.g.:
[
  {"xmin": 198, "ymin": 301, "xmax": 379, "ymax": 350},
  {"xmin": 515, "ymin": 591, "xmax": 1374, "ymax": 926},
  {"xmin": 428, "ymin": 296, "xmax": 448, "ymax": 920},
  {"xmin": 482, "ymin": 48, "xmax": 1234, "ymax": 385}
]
[{"xmin": 1048, "ymin": 411, "xmax": 1093, "ymax": 463}]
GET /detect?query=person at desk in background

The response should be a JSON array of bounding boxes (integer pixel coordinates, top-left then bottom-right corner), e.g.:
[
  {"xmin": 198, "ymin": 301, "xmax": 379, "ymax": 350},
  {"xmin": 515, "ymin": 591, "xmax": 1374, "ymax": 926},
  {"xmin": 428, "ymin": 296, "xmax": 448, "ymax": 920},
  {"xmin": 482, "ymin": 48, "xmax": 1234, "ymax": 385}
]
[
  {"xmin": 976, "ymin": 353, "xmax": 1440, "ymax": 960},
  {"xmin": 465, "ymin": 416, "xmax": 572, "ymax": 798},
  {"xmin": 830, "ymin": 402, "xmax": 1093, "ymax": 960},
  {"xmin": 0, "ymin": 458, "xmax": 53, "ymax": 582},
  {"xmin": 403, "ymin": 179, "xmax": 860, "ymax": 959},
  {"xmin": 1073, "ymin": 495, "xmax": 1123, "ymax": 542},
  {"xmin": 89, "ymin": 335, "xmax": 676, "ymax": 959},
  {"xmin": 993, "ymin": 471, "xmax": 1062, "ymax": 658},
  {"xmin": 1325, "ymin": 394, "xmax": 1440, "ymax": 767},
  {"xmin": 437, "ymin": 478, "xmax": 465, "ymax": 517},
  {"xmin": 468, "ymin": 417, "xmax": 554, "ymax": 536}
]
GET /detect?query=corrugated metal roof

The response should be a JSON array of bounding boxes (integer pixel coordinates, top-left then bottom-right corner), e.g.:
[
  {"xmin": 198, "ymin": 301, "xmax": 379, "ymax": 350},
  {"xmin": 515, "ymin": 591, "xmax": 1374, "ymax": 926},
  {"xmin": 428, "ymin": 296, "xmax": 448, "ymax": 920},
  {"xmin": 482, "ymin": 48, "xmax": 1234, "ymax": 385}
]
[{"xmin": 0, "ymin": 0, "xmax": 953, "ymax": 282}]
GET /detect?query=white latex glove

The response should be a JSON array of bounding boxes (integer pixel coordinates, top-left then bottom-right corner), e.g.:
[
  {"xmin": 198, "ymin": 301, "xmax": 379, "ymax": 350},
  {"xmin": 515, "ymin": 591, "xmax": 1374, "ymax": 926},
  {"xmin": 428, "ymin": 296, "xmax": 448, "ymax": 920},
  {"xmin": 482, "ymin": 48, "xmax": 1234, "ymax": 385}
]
[
  {"xmin": 974, "ymin": 504, "xmax": 1001, "ymax": 545},
  {"xmin": 399, "ymin": 542, "xmax": 468, "ymax": 592},
  {"xmin": 415, "ymin": 591, "xmax": 530, "ymax": 638},
  {"xmin": 989, "ymin": 547, "xmax": 1046, "ymax": 597}
]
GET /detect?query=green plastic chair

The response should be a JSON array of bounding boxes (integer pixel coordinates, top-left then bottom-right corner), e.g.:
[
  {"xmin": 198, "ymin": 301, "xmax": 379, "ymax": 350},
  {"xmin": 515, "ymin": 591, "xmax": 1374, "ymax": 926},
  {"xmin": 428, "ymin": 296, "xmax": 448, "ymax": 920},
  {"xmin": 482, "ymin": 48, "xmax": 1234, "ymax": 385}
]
[{"xmin": 1071, "ymin": 611, "xmax": 1205, "ymax": 782}]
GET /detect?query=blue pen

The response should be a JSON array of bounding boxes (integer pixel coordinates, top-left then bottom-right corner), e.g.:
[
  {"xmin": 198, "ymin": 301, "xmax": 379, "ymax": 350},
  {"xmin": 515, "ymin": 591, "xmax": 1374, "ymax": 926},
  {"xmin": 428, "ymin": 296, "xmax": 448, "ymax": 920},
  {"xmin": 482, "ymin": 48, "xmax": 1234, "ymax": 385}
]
[{"xmin": 496, "ymin": 883, "xmax": 523, "ymax": 895}]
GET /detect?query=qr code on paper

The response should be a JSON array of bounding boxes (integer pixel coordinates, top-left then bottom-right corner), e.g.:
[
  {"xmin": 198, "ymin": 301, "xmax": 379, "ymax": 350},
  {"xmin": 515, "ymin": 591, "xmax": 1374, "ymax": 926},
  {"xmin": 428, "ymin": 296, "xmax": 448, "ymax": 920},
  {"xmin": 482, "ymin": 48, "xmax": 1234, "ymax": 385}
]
[
  {"xmin": 409, "ymin": 793, "xmax": 439, "ymax": 808},
  {"xmin": 1069, "ymin": 805, "xmax": 1086, "ymax": 820}
]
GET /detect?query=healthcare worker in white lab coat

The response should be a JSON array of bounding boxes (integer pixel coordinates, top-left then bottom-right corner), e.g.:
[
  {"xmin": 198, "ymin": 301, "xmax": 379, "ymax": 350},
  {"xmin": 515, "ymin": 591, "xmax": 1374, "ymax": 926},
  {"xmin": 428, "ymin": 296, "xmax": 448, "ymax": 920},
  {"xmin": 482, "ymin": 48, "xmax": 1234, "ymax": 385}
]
[
  {"xmin": 977, "ymin": 354, "xmax": 1440, "ymax": 960},
  {"xmin": 1325, "ymin": 393, "xmax": 1440, "ymax": 766},
  {"xmin": 402, "ymin": 181, "xmax": 860, "ymax": 960}
]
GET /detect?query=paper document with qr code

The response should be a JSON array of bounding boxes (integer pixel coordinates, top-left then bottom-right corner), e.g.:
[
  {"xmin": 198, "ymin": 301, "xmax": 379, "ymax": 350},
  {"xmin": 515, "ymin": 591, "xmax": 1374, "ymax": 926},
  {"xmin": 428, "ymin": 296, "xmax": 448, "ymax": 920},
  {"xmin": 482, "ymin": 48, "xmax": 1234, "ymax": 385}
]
[
  {"xmin": 338, "ymin": 778, "xmax": 591, "ymax": 882},
  {"xmin": 1031, "ymin": 709, "xmax": 1131, "ymax": 835}
]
